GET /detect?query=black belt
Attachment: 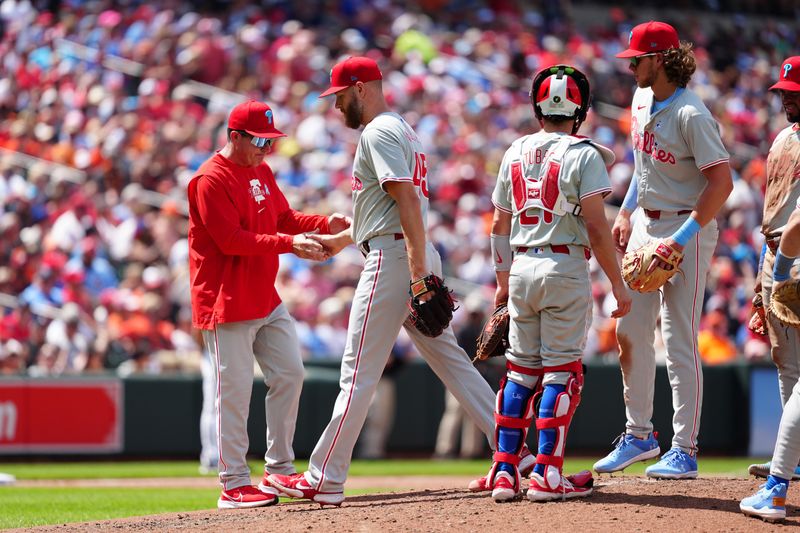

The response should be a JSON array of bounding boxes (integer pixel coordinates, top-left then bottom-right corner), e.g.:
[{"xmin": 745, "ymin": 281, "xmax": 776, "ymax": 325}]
[
  {"xmin": 644, "ymin": 209, "xmax": 692, "ymax": 220},
  {"xmin": 359, "ymin": 233, "xmax": 404, "ymax": 255}
]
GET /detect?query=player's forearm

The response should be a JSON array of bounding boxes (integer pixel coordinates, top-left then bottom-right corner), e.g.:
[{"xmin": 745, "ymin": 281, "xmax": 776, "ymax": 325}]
[
  {"xmin": 397, "ymin": 193, "xmax": 428, "ymax": 278},
  {"xmin": 587, "ymin": 218, "xmax": 627, "ymax": 290},
  {"xmin": 692, "ymin": 162, "xmax": 733, "ymax": 226}
]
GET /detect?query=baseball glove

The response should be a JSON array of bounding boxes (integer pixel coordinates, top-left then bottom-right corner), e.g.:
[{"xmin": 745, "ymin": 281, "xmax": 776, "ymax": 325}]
[
  {"xmin": 474, "ymin": 304, "xmax": 510, "ymax": 361},
  {"xmin": 769, "ymin": 280, "xmax": 800, "ymax": 328},
  {"xmin": 407, "ymin": 274, "xmax": 457, "ymax": 338},
  {"xmin": 748, "ymin": 293, "xmax": 767, "ymax": 335},
  {"xmin": 622, "ymin": 239, "xmax": 684, "ymax": 293}
]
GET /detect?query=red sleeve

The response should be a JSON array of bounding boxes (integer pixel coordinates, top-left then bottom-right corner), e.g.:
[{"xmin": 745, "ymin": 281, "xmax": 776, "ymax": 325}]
[
  {"xmin": 277, "ymin": 209, "xmax": 330, "ymax": 235},
  {"xmin": 192, "ymin": 175, "xmax": 294, "ymax": 255}
]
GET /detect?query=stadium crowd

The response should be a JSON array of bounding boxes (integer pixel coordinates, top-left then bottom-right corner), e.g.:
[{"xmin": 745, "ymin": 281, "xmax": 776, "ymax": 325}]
[{"xmin": 0, "ymin": 0, "xmax": 794, "ymax": 376}]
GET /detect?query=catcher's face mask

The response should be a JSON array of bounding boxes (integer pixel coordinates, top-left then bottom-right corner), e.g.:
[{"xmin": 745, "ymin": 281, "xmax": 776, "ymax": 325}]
[{"xmin": 530, "ymin": 65, "xmax": 592, "ymax": 134}]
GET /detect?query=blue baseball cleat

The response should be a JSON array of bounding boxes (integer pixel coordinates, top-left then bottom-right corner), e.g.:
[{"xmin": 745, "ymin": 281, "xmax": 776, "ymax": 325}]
[
  {"xmin": 593, "ymin": 432, "xmax": 660, "ymax": 474},
  {"xmin": 645, "ymin": 447, "xmax": 698, "ymax": 479},
  {"xmin": 748, "ymin": 461, "xmax": 800, "ymax": 481},
  {"xmin": 740, "ymin": 481, "xmax": 787, "ymax": 522}
]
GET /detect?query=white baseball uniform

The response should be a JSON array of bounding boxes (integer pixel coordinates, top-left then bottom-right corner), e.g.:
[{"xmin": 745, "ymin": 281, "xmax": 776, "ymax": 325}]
[
  {"xmin": 616, "ymin": 86, "xmax": 728, "ymax": 455},
  {"xmin": 303, "ymin": 112, "xmax": 498, "ymax": 494},
  {"xmin": 493, "ymin": 131, "xmax": 612, "ymax": 371},
  {"xmin": 760, "ymin": 124, "xmax": 800, "ymax": 407}
]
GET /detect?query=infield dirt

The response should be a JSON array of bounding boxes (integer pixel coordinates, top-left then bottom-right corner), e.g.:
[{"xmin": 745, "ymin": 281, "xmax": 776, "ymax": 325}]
[{"xmin": 18, "ymin": 475, "xmax": 794, "ymax": 532}]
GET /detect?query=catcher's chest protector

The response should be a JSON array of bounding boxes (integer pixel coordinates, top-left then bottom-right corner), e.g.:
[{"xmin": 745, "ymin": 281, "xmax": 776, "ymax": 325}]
[{"xmin": 512, "ymin": 135, "xmax": 584, "ymax": 218}]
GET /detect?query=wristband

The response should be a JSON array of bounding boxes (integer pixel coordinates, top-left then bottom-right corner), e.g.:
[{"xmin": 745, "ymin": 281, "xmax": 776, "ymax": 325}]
[
  {"xmin": 773, "ymin": 250, "xmax": 796, "ymax": 283},
  {"xmin": 671, "ymin": 216, "xmax": 701, "ymax": 247},
  {"xmin": 621, "ymin": 176, "xmax": 639, "ymax": 211},
  {"xmin": 491, "ymin": 234, "xmax": 512, "ymax": 272},
  {"xmin": 758, "ymin": 243, "xmax": 767, "ymax": 272}
]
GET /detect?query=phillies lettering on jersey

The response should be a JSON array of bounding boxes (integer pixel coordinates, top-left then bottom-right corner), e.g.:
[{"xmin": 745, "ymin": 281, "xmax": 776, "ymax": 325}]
[
  {"xmin": 631, "ymin": 116, "xmax": 676, "ymax": 165},
  {"xmin": 629, "ymin": 86, "xmax": 729, "ymax": 212}
]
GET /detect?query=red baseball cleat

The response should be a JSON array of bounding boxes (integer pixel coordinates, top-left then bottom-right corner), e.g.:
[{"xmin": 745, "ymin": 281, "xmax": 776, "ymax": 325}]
[
  {"xmin": 527, "ymin": 470, "xmax": 594, "ymax": 502},
  {"xmin": 467, "ymin": 446, "xmax": 536, "ymax": 492},
  {"xmin": 217, "ymin": 484, "xmax": 278, "ymax": 509},
  {"xmin": 257, "ymin": 471, "xmax": 282, "ymax": 496},
  {"xmin": 267, "ymin": 472, "xmax": 345, "ymax": 507}
]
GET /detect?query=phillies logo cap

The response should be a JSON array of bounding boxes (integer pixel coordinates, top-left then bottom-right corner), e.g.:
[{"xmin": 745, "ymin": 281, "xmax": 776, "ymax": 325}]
[
  {"xmin": 227, "ymin": 100, "xmax": 286, "ymax": 138},
  {"xmin": 615, "ymin": 20, "xmax": 679, "ymax": 58},
  {"xmin": 319, "ymin": 56, "xmax": 383, "ymax": 98},
  {"xmin": 770, "ymin": 56, "xmax": 800, "ymax": 92}
]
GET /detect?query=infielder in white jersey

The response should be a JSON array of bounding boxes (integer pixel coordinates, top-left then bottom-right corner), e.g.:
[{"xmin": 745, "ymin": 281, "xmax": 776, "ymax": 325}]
[
  {"xmin": 740, "ymin": 56, "xmax": 800, "ymax": 523},
  {"xmin": 593, "ymin": 21, "xmax": 732, "ymax": 478},
  {"xmin": 747, "ymin": 56, "xmax": 800, "ymax": 483},
  {"xmin": 265, "ymin": 56, "xmax": 533, "ymax": 506},
  {"xmin": 476, "ymin": 64, "xmax": 631, "ymax": 503}
]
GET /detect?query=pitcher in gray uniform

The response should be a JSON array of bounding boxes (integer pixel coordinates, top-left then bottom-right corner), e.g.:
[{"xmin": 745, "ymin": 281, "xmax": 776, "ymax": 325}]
[
  {"xmin": 477, "ymin": 64, "xmax": 631, "ymax": 503},
  {"xmin": 747, "ymin": 55, "xmax": 800, "ymax": 483},
  {"xmin": 593, "ymin": 21, "xmax": 732, "ymax": 479},
  {"xmin": 265, "ymin": 56, "xmax": 533, "ymax": 506}
]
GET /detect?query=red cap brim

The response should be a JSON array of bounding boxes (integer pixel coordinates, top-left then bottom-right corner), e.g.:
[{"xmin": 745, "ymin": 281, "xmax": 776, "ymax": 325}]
[
  {"xmin": 770, "ymin": 80, "xmax": 800, "ymax": 92},
  {"xmin": 615, "ymin": 48, "xmax": 645, "ymax": 58},
  {"xmin": 243, "ymin": 128, "xmax": 286, "ymax": 138},
  {"xmin": 319, "ymin": 85, "xmax": 349, "ymax": 98}
]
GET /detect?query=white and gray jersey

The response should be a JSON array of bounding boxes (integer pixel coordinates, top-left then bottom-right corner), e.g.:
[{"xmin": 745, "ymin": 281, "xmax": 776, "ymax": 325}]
[
  {"xmin": 762, "ymin": 124, "xmax": 800, "ymax": 237},
  {"xmin": 351, "ymin": 112, "xmax": 429, "ymax": 245},
  {"xmin": 492, "ymin": 131, "xmax": 611, "ymax": 249},
  {"xmin": 630, "ymin": 87, "xmax": 729, "ymax": 211}
]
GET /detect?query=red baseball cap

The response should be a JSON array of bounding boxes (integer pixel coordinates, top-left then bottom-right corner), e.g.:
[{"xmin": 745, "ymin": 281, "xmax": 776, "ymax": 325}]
[
  {"xmin": 616, "ymin": 21, "xmax": 679, "ymax": 58},
  {"xmin": 227, "ymin": 100, "xmax": 285, "ymax": 138},
  {"xmin": 770, "ymin": 56, "xmax": 800, "ymax": 92},
  {"xmin": 319, "ymin": 56, "xmax": 383, "ymax": 98}
]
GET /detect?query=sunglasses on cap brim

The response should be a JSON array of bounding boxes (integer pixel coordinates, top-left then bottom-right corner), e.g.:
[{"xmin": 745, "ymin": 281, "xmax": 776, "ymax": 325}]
[{"xmin": 630, "ymin": 53, "xmax": 660, "ymax": 66}]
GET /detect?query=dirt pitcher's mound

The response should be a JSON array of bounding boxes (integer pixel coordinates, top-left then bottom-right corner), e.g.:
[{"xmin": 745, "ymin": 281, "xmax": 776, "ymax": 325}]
[{"xmin": 21, "ymin": 476, "xmax": 796, "ymax": 532}]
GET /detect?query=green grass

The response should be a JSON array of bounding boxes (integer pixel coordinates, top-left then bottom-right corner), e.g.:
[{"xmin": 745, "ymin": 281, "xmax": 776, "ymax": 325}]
[
  {"xmin": 0, "ymin": 456, "xmax": 756, "ymax": 480},
  {"xmin": 0, "ymin": 487, "xmax": 219, "ymax": 530},
  {"xmin": 0, "ymin": 457, "xmax": 764, "ymax": 529}
]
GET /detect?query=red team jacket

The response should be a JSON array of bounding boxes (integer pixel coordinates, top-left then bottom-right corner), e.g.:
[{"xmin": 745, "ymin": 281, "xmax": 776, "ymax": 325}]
[{"xmin": 188, "ymin": 153, "xmax": 329, "ymax": 330}]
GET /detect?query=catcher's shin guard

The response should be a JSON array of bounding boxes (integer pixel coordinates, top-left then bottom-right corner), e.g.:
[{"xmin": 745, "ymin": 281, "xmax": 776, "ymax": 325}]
[
  {"xmin": 534, "ymin": 361, "xmax": 584, "ymax": 490},
  {"xmin": 487, "ymin": 372, "xmax": 540, "ymax": 493}
]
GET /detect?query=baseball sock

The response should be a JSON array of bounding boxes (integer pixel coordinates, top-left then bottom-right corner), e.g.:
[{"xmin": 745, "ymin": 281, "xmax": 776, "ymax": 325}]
[
  {"xmin": 766, "ymin": 474, "xmax": 790, "ymax": 490},
  {"xmin": 498, "ymin": 380, "xmax": 531, "ymax": 475},
  {"xmin": 533, "ymin": 384, "xmax": 566, "ymax": 478}
]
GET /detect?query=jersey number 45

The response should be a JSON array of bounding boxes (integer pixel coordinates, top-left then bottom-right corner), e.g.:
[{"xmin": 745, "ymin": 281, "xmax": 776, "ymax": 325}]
[{"xmin": 413, "ymin": 152, "xmax": 429, "ymax": 198}]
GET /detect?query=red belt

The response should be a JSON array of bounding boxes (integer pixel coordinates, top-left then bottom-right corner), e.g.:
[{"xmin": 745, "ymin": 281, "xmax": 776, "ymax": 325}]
[
  {"xmin": 766, "ymin": 236, "xmax": 780, "ymax": 253},
  {"xmin": 515, "ymin": 244, "xmax": 591, "ymax": 260},
  {"xmin": 359, "ymin": 233, "xmax": 404, "ymax": 254},
  {"xmin": 644, "ymin": 209, "xmax": 692, "ymax": 220}
]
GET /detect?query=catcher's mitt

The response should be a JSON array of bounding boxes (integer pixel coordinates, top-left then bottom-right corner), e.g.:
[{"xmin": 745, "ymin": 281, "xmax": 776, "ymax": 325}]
[
  {"xmin": 407, "ymin": 274, "xmax": 457, "ymax": 338},
  {"xmin": 769, "ymin": 280, "xmax": 800, "ymax": 328},
  {"xmin": 622, "ymin": 239, "xmax": 684, "ymax": 293},
  {"xmin": 748, "ymin": 293, "xmax": 767, "ymax": 335},
  {"xmin": 474, "ymin": 304, "xmax": 510, "ymax": 362}
]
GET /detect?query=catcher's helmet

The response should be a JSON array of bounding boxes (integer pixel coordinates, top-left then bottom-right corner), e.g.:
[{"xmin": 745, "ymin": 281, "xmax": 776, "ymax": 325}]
[{"xmin": 530, "ymin": 64, "xmax": 591, "ymax": 133}]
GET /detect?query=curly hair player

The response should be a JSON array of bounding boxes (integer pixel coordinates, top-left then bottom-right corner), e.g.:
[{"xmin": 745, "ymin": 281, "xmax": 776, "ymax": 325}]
[{"xmin": 594, "ymin": 21, "xmax": 732, "ymax": 478}]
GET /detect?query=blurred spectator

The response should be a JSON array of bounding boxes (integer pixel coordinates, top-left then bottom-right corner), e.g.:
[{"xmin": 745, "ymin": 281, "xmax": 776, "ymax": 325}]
[
  {"xmin": 698, "ymin": 310, "xmax": 738, "ymax": 365},
  {"xmin": 0, "ymin": 2, "xmax": 794, "ymax": 375}
]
